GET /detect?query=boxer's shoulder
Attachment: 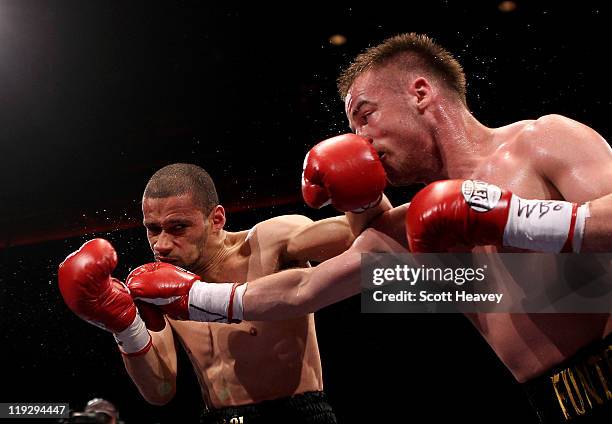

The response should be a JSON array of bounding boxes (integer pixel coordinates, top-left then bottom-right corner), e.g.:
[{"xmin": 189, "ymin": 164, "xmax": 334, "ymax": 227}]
[
  {"xmin": 487, "ymin": 114, "xmax": 611, "ymax": 201},
  {"xmin": 516, "ymin": 114, "xmax": 605, "ymax": 150},
  {"xmin": 245, "ymin": 215, "xmax": 313, "ymax": 248},
  {"xmin": 488, "ymin": 114, "xmax": 604, "ymax": 168},
  {"xmin": 242, "ymin": 215, "xmax": 314, "ymax": 269},
  {"xmin": 520, "ymin": 114, "xmax": 610, "ymax": 177}
]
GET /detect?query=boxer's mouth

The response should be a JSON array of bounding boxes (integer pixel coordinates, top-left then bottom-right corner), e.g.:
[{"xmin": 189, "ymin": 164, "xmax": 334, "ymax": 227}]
[
  {"xmin": 372, "ymin": 144, "xmax": 384, "ymax": 158},
  {"xmin": 157, "ymin": 256, "xmax": 178, "ymax": 264}
]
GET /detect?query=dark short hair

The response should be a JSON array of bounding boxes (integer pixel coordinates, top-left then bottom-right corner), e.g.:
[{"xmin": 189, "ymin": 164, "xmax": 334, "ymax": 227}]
[
  {"xmin": 337, "ymin": 33, "xmax": 466, "ymax": 105},
  {"xmin": 143, "ymin": 163, "xmax": 219, "ymax": 215}
]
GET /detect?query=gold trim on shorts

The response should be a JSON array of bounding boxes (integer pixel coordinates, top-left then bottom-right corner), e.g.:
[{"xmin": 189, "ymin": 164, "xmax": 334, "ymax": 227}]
[{"xmin": 550, "ymin": 341, "xmax": 611, "ymax": 420}]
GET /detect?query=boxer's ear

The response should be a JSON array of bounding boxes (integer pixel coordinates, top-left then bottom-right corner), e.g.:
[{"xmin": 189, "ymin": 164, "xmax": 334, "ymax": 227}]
[
  {"xmin": 410, "ymin": 77, "xmax": 433, "ymax": 112},
  {"xmin": 209, "ymin": 205, "xmax": 226, "ymax": 233}
]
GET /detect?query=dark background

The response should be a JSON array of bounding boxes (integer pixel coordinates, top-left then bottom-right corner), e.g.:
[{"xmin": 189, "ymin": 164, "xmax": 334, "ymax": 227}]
[{"xmin": 0, "ymin": 1, "xmax": 610, "ymax": 422}]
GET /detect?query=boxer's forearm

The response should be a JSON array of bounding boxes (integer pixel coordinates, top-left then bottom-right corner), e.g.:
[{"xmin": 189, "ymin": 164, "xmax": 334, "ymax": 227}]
[
  {"xmin": 346, "ymin": 194, "xmax": 392, "ymax": 236},
  {"xmin": 242, "ymin": 228, "xmax": 406, "ymax": 320},
  {"xmin": 242, "ymin": 248, "xmax": 362, "ymax": 320},
  {"xmin": 152, "ymin": 229, "xmax": 404, "ymax": 323},
  {"xmin": 122, "ymin": 330, "xmax": 177, "ymax": 405},
  {"xmin": 581, "ymin": 193, "xmax": 612, "ymax": 252}
]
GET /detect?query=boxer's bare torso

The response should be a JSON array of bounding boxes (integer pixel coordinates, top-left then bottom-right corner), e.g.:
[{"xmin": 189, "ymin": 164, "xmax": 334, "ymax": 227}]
[
  {"xmin": 345, "ymin": 63, "xmax": 612, "ymax": 382},
  {"xmin": 463, "ymin": 115, "xmax": 612, "ymax": 382},
  {"xmin": 168, "ymin": 219, "xmax": 322, "ymax": 408}
]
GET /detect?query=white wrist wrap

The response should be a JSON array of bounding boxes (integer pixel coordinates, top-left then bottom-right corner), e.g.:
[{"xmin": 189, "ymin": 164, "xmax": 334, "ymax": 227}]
[
  {"xmin": 188, "ymin": 281, "xmax": 247, "ymax": 323},
  {"xmin": 502, "ymin": 195, "xmax": 575, "ymax": 253},
  {"xmin": 113, "ymin": 313, "xmax": 151, "ymax": 355},
  {"xmin": 350, "ymin": 194, "xmax": 383, "ymax": 213}
]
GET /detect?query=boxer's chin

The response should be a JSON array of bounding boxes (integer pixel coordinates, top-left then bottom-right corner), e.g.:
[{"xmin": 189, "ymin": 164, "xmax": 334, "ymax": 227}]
[
  {"xmin": 177, "ymin": 259, "xmax": 198, "ymax": 272},
  {"xmin": 390, "ymin": 158, "xmax": 425, "ymax": 186},
  {"xmin": 174, "ymin": 260, "xmax": 188, "ymax": 269},
  {"xmin": 385, "ymin": 175, "xmax": 401, "ymax": 187},
  {"xmin": 158, "ymin": 257, "xmax": 178, "ymax": 265},
  {"xmin": 384, "ymin": 166, "xmax": 408, "ymax": 186}
]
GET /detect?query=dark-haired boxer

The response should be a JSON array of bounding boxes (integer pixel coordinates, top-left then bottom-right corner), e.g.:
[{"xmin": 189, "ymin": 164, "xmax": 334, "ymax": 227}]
[
  {"xmin": 127, "ymin": 34, "xmax": 612, "ymax": 422},
  {"xmin": 58, "ymin": 136, "xmax": 389, "ymax": 424}
]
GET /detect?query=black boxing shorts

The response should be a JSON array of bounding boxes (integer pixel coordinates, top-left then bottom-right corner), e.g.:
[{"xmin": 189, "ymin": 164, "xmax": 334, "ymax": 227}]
[
  {"xmin": 200, "ymin": 391, "xmax": 337, "ymax": 424},
  {"xmin": 523, "ymin": 333, "xmax": 611, "ymax": 423}
]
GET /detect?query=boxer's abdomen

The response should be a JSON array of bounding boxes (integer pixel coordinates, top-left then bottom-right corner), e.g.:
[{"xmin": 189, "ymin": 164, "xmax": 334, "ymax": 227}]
[
  {"xmin": 169, "ymin": 314, "xmax": 323, "ymax": 408},
  {"xmin": 466, "ymin": 124, "xmax": 612, "ymax": 381},
  {"xmin": 469, "ymin": 312, "xmax": 612, "ymax": 382}
]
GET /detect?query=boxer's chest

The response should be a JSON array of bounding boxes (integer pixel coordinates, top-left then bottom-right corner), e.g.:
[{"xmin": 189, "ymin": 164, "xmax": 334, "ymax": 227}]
[
  {"xmin": 168, "ymin": 236, "xmax": 320, "ymax": 400},
  {"xmin": 470, "ymin": 150, "xmax": 562, "ymax": 201}
]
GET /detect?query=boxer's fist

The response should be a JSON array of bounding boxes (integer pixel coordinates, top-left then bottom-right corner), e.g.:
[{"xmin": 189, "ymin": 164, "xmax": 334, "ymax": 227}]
[
  {"xmin": 127, "ymin": 262, "xmax": 244, "ymax": 323},
  {"xmin": 135, "ymin": 300, "xmax": 167, "ymax": 332},
  {"xmin": 126, "ymin": 262, "xmax": 198, "ymax": 320},
  {"xmin": 302, "ymin": 133, "xmax": 386, "ymax": 212},
  {"xmin": 58, "ymin": 239, "xmax": 152, "ymax": 355},
  {"xmin": 58, "ymin": 239, "xmax": 136, "ymax": 333},
  {"xmin": 405, "ymin": 180, "xmax": 580, "ymax": 253}
]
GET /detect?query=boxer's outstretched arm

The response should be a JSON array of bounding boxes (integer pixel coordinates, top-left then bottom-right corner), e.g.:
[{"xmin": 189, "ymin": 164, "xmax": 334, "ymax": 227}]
[
  {"xmin": 345, "ymin": 194, "xmax": 393, "ymax": 237},
  {"xmin": 284, "ymin": 195, "xmax": 392, "ymax": 263},
  {"xmin": 243, "ymin": 228, "xmax": 406, "ymax": 320},
  {"xmin": 582, "ymin": 193, "xmax": 612, "ymax": 252},
  {"xmin": 128, "ymin": 229, "xmax": 406, "ymax": 323},
  {"xmin": 369, "ymin": 202, "xmax": 409, "ymax": 246}
]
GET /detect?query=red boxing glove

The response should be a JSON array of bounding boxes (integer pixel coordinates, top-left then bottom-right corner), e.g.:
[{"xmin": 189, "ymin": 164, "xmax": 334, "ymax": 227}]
[
  {"xmin": 302, "ymin": 133, "xmax": 387, "ymax": 212},
  {"xmin": 127, "ymin": 262, "xmax": 246, "ymax": 323},
  {"xmin": 126, "ymin": 262, "xmax": 198, "ymax": 320},
  {"xmin": 135, "ymin": 300, "xmax": 167, "ymax": 333},
  {"xmin": 58, "ymin": 239, "xmax": 152, "ymax": 355},
  {"xmin": 405, "ymin": 180, "xmax": 584, "ymax": 253}
]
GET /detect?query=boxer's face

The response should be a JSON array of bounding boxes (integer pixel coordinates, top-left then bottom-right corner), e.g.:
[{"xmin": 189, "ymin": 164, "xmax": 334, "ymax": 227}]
[
  {"xmin": 142, "ymin": 194, "xmax": 209, "ymax": 271},
  {"xmin": 345, "ymin": 66, "xmax": 439, "ymax": 185}
]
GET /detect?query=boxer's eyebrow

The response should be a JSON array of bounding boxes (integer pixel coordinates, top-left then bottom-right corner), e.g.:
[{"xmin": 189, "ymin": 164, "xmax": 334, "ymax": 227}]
[
  {"xmin": 164, "ymin": 218, "xmax": 192, "ymax": 226},
  {"xmin": 351, "ymin": 100, "xmax": 369, "ymax": 118},
  {"xmin": 348, "ymin": 100, "xmax": 372, "ymax": 132}
]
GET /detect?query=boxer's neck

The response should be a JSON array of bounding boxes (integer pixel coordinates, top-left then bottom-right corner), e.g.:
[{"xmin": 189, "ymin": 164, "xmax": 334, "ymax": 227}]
[
  {"xmin": 195, "ymin": 229, "xmax": 243, "ymax": 280},
  {"xmin": 431, "ymin": 102, "xmax": 497, "ymax": 180}
]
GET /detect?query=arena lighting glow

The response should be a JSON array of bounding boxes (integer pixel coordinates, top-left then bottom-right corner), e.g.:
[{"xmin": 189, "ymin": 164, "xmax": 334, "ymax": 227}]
[
  {"xmin": 329, "ymin": 34, "xmax": 347, "ymax": 46},
  {"xmin": 498, "ymin": 1, "xmax": 517, "ymax": 12}
]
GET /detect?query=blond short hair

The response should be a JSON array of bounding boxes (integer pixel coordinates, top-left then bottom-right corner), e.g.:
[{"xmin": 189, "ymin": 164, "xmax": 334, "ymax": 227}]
[{"xmin": 337, "ymin": 33, "xmax": 466, "ymax": 104}]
